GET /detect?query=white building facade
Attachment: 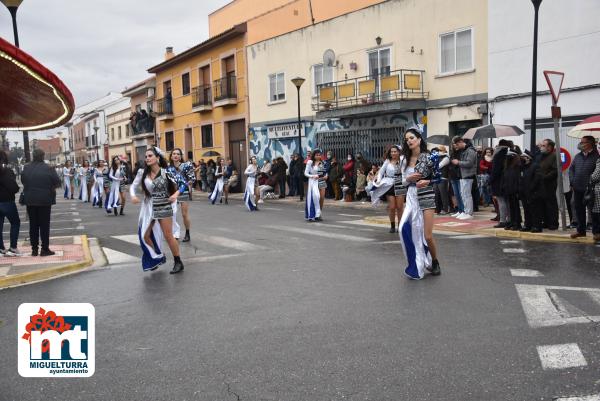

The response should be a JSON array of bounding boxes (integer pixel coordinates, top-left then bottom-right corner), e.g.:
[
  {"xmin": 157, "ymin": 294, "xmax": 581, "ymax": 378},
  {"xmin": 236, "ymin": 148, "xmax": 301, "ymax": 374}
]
[{"xmin": 489, "ymin": 0, "xmax": 600, "ymax": 155}]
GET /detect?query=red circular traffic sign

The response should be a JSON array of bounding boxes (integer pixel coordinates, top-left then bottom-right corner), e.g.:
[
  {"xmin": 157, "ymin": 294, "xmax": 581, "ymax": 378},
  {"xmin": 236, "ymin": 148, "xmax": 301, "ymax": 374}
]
[{"xmin": 560, "ymin": 147, "xmax": 571, "ymax": 171}]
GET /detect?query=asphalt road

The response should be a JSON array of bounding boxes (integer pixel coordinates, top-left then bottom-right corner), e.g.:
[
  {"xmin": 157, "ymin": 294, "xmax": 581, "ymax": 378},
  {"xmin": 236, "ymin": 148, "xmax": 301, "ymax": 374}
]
[{"xmin": 1, "ymin": 194, "xmax": 599, "ymax": 401}]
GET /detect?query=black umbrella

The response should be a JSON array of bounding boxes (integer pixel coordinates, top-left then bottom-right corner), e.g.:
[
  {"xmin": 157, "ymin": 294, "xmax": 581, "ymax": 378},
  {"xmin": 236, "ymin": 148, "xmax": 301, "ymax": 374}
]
[
  {"xmin": 202, "ymin": 150, "xmax": 221, "ymax": 157},
  {"xmin": 463, "ymin": 124, "xmax": 525, "ymax": 140},
  {"xmin": 426, "ymin": 135, "xmax": 450, "ymax": 145}
]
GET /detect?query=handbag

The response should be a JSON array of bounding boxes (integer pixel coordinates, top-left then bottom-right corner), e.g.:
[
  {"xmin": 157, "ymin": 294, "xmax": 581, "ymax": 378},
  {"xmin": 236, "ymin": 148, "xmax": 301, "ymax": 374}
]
[{"xmin": 583, "ymin": 182, "xmax": 594, "ymax": 207}]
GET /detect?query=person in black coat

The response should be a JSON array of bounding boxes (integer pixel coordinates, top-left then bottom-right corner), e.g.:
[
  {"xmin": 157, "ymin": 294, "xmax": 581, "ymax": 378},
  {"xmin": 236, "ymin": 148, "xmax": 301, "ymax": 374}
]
[
  {"xmin": 519, "ymin": 152, "xmax": 544, "ymax": 232},
  {"xmin": 0, "ymin": 150, "xmax": 21, "ymax": 256},
  {"xmin": 489, "ymin": 140, "xmax": 511, "ymax": 227},
  {"xmin": 21, "ymin": 149, "xmax": 61, "ymax": 256},
  {"xmin": 501, "ymin": 151, "xmax": 522, "ymax": 230}
]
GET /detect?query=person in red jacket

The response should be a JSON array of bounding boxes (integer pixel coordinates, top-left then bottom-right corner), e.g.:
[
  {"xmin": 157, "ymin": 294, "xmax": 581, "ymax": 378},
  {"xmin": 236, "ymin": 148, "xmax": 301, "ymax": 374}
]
[
  {"xmin": 478, "ymin": 147, "xmax": 493, "ymax": 206},
  {"xmin": 342, "ymin": 154, "xmax": 355, "ymax": 200}
]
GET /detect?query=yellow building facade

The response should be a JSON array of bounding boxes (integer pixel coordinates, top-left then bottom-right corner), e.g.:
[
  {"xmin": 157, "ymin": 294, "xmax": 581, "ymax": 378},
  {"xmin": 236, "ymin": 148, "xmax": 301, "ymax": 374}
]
[{"xmin": 148, "ymin": 24, "xmax": 248, "ymax": 178}]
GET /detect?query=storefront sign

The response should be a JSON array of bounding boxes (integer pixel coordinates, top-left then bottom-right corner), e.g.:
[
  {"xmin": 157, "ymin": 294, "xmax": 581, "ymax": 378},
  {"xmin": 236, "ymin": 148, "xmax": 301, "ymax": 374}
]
[{"xmin": 267, "ymin": 123, "xmax": 305, "ymax": 140}]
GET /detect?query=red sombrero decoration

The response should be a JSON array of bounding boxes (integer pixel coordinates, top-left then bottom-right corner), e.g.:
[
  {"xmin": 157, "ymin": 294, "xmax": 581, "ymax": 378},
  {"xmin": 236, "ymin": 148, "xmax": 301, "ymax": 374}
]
[{"xmin": 0, "ymin": 36, "xmax": 74, "ymax": 130}]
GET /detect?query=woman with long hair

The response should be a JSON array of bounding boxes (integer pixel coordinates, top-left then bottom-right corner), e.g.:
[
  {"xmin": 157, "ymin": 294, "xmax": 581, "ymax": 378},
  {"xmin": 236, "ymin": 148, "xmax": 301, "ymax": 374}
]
[
  {"xmin": 102, "ymin": 161, "xmax": 111, "ymax": 213},
  {"xmin": 0, "ymin": 150, "xmax": 21, "ymax": 256},
  {"xmin": 168, "ymin": 148, "xmax": 196, "ymax": 242},
  {"xmin": 130, "ymin": 147, "xmax": 186, "ymax": 273},
  {"xmin": 91, "ymin": 161, "xmax": 105, "ymax": 208},
  {"xmin": 209, "ymin": 158, "xmax": 227, "ymax": 205},
  {"xmin": 399, "ymin": 128, "xmax": 441, "ymax": 280},
  {"xmin": 304, "ymin": 149, "xmax": 327, "ymax": 221},
  {"xmin": 78, "ymin": 160, "xmax": 91, "ymax": 202},
  {"xmin": 223, "ymin": 158, "xmax": 233, "ymax": 204},
  {"xmin": 62, "ymin": 160, "xmax": 73, "ymax": 199},
  {"xmin": 243, "ymin": 156, "xmax": 260, "ymax": 211},
  {"xmin": 370, "ymin": 145, "xmax": 406, "ymax": 232},
  {"xmin": 107, "ymin": 156, "xmax": 125, "ymax": 216}
]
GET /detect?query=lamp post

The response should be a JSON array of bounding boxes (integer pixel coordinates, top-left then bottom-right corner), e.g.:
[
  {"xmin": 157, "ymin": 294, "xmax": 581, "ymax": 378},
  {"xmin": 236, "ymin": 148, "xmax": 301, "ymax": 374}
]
[
  {"xmin": 1, "ymin": 0, "xmax": 30, "ymax": 163},
  {"xmin": 530, "ymin": 0, "xmax": 542, "ymax": 152},
  {"xmin": 291, "ymin": 77, "xmax": 305, "ymax": 158},
  {"xmin": 62, "ymin": 137, "xmax": 67, "ymax": 163},
  {"xmin": 93, "ymin": 126, "xmax": 99, "ymax": 162}
]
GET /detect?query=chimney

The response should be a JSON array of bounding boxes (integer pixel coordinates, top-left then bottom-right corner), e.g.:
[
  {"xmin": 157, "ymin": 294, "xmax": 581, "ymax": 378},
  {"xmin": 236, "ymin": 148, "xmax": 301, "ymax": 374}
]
[{"xmin": 165, "ymin": 47, "xmax": 174, "ymax": 61}]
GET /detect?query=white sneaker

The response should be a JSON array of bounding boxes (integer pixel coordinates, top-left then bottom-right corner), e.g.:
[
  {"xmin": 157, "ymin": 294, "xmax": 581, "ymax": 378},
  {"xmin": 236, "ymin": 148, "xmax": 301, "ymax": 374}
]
[
  {"xmin": 458, "ymin": 214, "xmax": 473, "ymax": 220},
  {"xmin": 5, "ymin": 248, "xmax": 22, "ymax": 257},
  {"xmin": 451, "ymin": 212, "xmax": 461, "ymax": 217}
]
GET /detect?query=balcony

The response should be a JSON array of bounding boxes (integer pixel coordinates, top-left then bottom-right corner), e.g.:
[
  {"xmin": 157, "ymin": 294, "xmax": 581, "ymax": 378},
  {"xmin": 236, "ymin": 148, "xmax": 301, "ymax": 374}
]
[
  {"xmin": 192, "ymin": 84, "xmax": 212, "ymax": 112},
  {"xmin": 155, "ymin": 97, "xmax": 173, "ymax": 120},
  {"xmin": 213, "ymin": 75, "xmax": 237, "ymax": 107},
  {"xmin": 313, "ymin": 69, "xmax": 428, "ymax": 118}
]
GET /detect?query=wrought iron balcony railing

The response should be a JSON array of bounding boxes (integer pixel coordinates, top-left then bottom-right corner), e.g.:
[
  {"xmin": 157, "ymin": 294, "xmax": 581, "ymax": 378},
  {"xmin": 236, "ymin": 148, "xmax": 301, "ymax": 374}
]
[
  {"xmin": 313, "ymin": 69, "xmax": 428, "ymax": 112},
  {"xmin": 155, "ymin": 97, "xmax": 173, "ymax": 116},
  {"xmin": 213, "ymin": 75, "xmax": 237, "ymax": 102},
  {"xmin": 192, "ymin": 84, "xmax": 212, "ymax": 108}
]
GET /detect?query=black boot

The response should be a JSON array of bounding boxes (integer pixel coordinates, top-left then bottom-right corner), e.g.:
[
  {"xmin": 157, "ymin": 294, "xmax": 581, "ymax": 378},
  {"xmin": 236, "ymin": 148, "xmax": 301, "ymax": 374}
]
[
  {"xmin": 114, "ymin": 208, "xmax": 118, "ymax": 216},
  {"xmin": 31, "ymin": 247, "xmax": 38, "ymax": 257},
  {"xmin": 389, "ymin": 222, "xmax": 396, "ymax": 233},
  {"xmin": 430, "ymin": 259, "xmax": 441, "ymax": 276},
  {"xmin": 120, "ymin": 207, "xmax": 124, "ymax": 216},
  {"xmin": 40, "ymin": 248, "xmax": 55, "ymax": 257},
  {"xmin": 182, "ymin": 230, "xmax": 190, "ymax": 242},
  {"xmin": 170, "ymin": 256, "xmax": 184, "ymax": 274},
  {"xmin": 225, "ymin": 198, "xmax": 228, "ymax": 205}
]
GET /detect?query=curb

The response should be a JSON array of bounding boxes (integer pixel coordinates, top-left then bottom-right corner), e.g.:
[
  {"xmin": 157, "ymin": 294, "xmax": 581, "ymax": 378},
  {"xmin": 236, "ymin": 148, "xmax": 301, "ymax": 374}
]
[
  {"xmin": 363, "ymin": 216, "xmax": 597, "ymax": 244},
  {"xmin": 0, "ymin": 235, "xmax": 93, "ymax": 289}
]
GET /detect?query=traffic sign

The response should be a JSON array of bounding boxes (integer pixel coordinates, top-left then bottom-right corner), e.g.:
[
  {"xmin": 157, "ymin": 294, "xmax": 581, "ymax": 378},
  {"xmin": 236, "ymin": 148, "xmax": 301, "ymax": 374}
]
[
  {"xmin": 543, "ymin": 70, "xmax": 564, "ymax": 105},
  {"xmin": 560, "ymin": 147, "xmax": 571, "ymax": 172}
]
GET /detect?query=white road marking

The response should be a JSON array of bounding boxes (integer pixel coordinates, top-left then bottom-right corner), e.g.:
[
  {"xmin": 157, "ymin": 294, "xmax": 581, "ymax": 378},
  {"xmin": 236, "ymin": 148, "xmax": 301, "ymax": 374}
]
[
  {"xmin": 102, "ymin": 247, "xmax": 138, "ymax": 264},
  {"xmin": 264, "ymin": 225, "xmax": 374, "ymax": 242},
  {"xmin": 112, "ymin": 234, "xmax": 139, "ymax": 245},
  {"xmin": 0, "ymin": 266, "xmax": 10, "ymax": 276},
  {"xmin": 503, "ymin": 248, "xmax": 526, "ymax": 254},
  {"xmin": 555, "ymin": 395, "xmax": 600, "ymax": 401},
  {"xmin": 510, "ymin": 269, "xmax": 544, "ymax": 277},
  {"xmin": 312, "ymin": 222, "xmax": 375, "ymax": 232},
  {"xmin": 500, "ymin": 240, "xmax": 521, "ymax": 244},
  {"xmin": 449, "ymin": 234, "xmax": 488, "ymax": 239},
  {"xmin": 537, "ymin": 343, "xmax": 587, "ymax": 370},
  {"xmin": 185, "ymin": 254, "xmax": 244, "ymax": 263},
  {"xmin": 13, "ymin": 227, "xmax": 84, "ymax": 234},
  {"xmin": 338, "ymin": 220, "xmax": 383, "ymax": 227},
  {"xmin": 199, "ymin": 236, "xmax": 265, "ymax": 252},
  {"xmin": 515, "ymin": 284, "xmax": 600, "ymax": 328},
  {"xmin": 381, "ymin": 240, "xmax": 398, "ymax": 244},
  {"xmin": 260, "ymin": 207, "xmax": 283, "ymax": 211},
  {"xmin": 338, "ymin": 213, "xmax": 362, "ymax": 217}
]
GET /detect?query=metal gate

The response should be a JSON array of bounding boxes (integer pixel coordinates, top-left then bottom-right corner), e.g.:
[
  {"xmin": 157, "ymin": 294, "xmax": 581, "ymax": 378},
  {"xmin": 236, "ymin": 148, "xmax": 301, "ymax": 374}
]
[{"xmin": 315, "ymin": 127, "xmax": 404, "ymax": 165}]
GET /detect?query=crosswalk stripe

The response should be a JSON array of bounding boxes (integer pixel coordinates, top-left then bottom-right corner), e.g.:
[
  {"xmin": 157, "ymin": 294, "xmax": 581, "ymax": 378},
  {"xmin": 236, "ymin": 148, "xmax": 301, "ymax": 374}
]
[
  {"xmin": 264, "ymin": 225, "xmax": 374, "ymax": 242},
  {"xmin": 311, "ymin": 222, "xmax": 375, "ymax": 232},
  {"xmin": 510, "ymin": 269, "xmax": 543, "ymax": 277},
  {"xmin": 112, "ymin": 234, "xmax": 139, "ymax": 245},
  {"xmin": 102, "ymin": 247, "xmax": 138, "ymax": 264},
  {"xmin": 537, "ymin": 343, "xmax": 587, "ymax": 370},
  {"xmin": 199, "ymin": 236, "xmax": 264, "ymax": 252},
  {"xmin": 555, "ymin": 395, "xmax": 600, "ymax": 401}
]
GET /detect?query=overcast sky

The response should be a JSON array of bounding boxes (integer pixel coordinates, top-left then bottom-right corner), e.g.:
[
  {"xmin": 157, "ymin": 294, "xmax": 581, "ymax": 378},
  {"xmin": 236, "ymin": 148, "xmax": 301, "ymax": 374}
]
[{"xmin": 0, "ymin": 0, "xmax": 230, "ymax": 106}]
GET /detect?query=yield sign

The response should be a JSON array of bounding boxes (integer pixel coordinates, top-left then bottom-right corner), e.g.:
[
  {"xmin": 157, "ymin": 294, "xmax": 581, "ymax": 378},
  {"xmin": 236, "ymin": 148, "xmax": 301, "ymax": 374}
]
[{"xmin": 543, "ymin": 70, "xmax": 564, "ymax": 104}]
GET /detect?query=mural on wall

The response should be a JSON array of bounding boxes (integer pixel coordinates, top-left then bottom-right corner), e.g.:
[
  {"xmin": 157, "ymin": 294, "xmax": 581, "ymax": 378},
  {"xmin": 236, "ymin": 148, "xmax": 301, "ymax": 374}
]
[{"xmin": 249, "ymin": 111, "xmax": 424, "ymax": 165}]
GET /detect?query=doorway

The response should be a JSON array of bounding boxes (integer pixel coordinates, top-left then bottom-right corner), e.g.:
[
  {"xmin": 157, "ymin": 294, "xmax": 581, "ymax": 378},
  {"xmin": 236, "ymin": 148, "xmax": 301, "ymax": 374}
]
[{"xmin": 227, "ymin": 119, "xmax": 246, "ymax": 193}]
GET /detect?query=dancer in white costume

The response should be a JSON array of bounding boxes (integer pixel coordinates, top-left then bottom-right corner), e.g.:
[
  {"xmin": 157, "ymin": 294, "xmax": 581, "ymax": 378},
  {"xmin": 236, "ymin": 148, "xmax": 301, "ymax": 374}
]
[
  {"xmin": 91, "ymin": 160, "xmax": 105, "ymax": 208},
  {"xmin": 62, "ymin": 160, "xmax": 73, "ymax": 199},
  {"xmin": 78, "ymin": 160, "xmax": 90, "ymax": 202},
  {"xmin": 209, "ymin": 158, "xmax": 226, "ymax": 205},
  {"xmin": 243, "ymin": 156, "xmax": 259, "ymax": 211},
  {"xmin": 304, "ymin": 149, "xmax": 327, "ymax": 222},
  {"xmin": 107, "ymin": 156, "xmax": 126, "ymax": 216},
  {"xmin": 130, "ymin": 147, "xmax": 186, "ymax": 274},
  {"xmin": 370, "ymin": 145, "xmax": 406, "ymax": 233},
  {"xmin": 168, "ymin": 148, "xmax": 196, "ymax": 242},
  {"xmin": 399, "ymin": 128, "xmax": 441, "ymax": 280}
]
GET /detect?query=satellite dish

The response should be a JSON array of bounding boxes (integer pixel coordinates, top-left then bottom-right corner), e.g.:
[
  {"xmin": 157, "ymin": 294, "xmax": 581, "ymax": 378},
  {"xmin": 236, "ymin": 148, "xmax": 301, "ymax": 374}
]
[{"xmin": 323, "ymin": 49, "xmax": 336, "ymax": 67}]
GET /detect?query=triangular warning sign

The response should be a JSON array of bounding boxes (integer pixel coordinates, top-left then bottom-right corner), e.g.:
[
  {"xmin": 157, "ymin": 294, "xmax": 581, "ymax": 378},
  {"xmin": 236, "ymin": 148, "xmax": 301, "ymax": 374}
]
[{"xmin": 544, "ymin": 70, "xmax": 564, "ymax": 104}]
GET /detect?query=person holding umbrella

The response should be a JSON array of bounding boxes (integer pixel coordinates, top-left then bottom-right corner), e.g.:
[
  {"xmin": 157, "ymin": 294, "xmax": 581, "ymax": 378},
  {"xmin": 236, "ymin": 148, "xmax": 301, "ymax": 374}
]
[{"xmin": 569, "ymin": 136, "xmax": 599, "ymax": 239}]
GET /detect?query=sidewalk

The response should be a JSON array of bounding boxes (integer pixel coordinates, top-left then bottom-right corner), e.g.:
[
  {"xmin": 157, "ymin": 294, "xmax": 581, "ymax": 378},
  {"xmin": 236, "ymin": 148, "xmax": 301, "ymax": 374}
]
[
  {"xmin": 223, "ymin": 192, "xmax": 596, "ymax": 244},
  {"xmin": 0, "ymin": 235, "xmax": 94, "ymax": 289}
]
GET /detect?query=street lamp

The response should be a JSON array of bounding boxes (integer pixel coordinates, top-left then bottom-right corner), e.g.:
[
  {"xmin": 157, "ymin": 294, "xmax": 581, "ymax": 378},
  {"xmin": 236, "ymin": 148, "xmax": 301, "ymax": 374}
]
[
  {"xmin": 291, "ymin": 77, "xmax": 305, "ymax": 158},
  {"xmin": 1, "ymin": 0, "xmax": 30, "ymax": 163},
  {"xmin": 530, "ymin": 0, "xmax": 542, "ymax": 152},
  {"xmin": 93, "ymin": 126, "xmax": 99, "ymax": 162}
]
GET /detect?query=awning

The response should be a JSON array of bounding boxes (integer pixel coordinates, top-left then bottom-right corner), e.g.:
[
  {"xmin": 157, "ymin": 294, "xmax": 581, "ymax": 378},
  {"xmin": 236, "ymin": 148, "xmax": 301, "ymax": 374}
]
[{"xmin": 0, "ymin": 36, "xmax": 75, "ymax": 130}]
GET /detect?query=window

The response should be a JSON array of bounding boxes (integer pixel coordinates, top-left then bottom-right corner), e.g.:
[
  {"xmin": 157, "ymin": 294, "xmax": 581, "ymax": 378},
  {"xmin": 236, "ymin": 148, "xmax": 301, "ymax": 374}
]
[
  {"xmin": 118, "ymin": 126, "xmax": 122, "ymax": 139},
  {"xmin": 126, "ymin": 124, "xmax": 130, "ymax": 137},
  {"xmin": 182, "ymin": 72, "xmax": 190, "ymax": 95},
  {"xmin": 165, "ymin": 131, "xmax": 174, "ymax": 151},
  {"xmin": 312, "ymin": 64, "xmax": 334, "ymax": 96},
  {"xmin": 368, "ymin": 47, "xmax": 391, "ymax": 95},
  {"xmin": 111, "ymin": 128, "xmax": 115, "ymax": 141},
  {"xmin": 268, "ymin": 72, "xmax": 285, "ymax": 103},
  {"xmin": 439, "ymin": 28, "xmax": 473, "ymax": 74},
  {"xmin": 201, "ymin": 125, "xmax": 213, "ymax": 148}
]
